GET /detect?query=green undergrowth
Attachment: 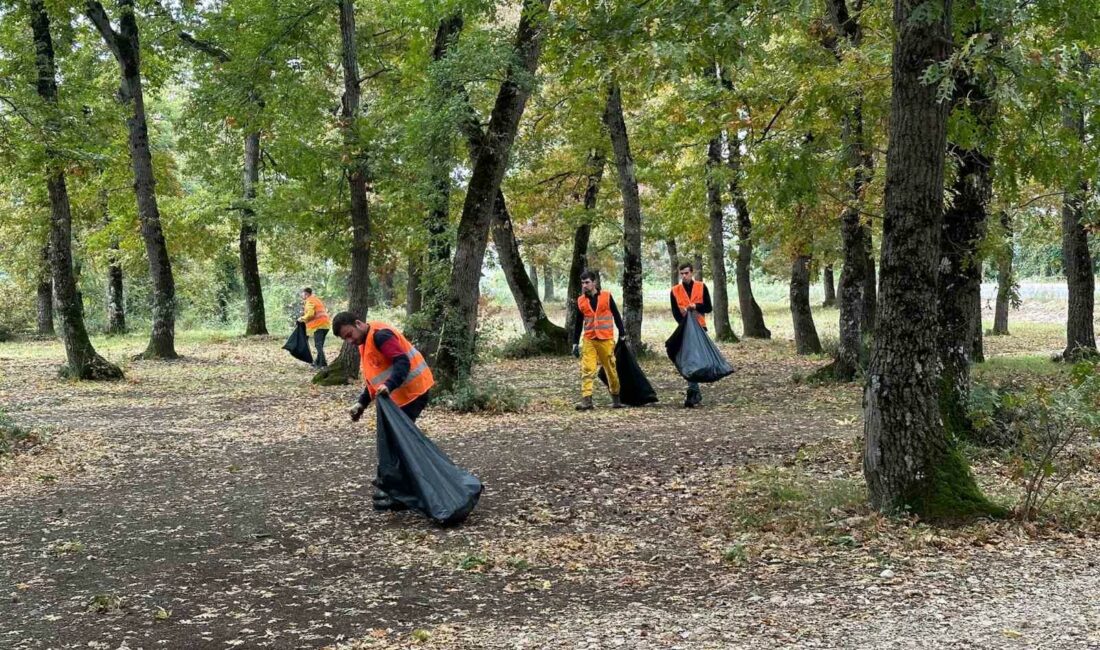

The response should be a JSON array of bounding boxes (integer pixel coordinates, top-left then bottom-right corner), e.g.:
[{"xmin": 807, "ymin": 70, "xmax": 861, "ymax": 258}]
[{"xmin": 442, "ymin": 380, "xmax": 527, "ymax": 414}]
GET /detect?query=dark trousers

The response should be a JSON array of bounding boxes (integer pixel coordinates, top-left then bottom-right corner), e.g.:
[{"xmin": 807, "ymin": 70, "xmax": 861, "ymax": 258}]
[{"xmin": 313, "ymin": 329, "xmax": 328, "ymax": 367}]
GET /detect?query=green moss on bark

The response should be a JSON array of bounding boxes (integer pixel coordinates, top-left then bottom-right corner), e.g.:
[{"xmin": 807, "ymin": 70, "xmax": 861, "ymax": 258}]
[{"xmin": 904, "ymin": 446, "xmax": 1007, "ymax": 521}]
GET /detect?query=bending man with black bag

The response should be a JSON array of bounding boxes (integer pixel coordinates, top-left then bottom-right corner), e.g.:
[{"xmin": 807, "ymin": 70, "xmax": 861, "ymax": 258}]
[
  {"xmin": 670, "ymin": 262, "xmax": 713, "ymax": 408},
  {"xmin": 334, "ymin": 313, "xmax": 434, "ymax": 511}
]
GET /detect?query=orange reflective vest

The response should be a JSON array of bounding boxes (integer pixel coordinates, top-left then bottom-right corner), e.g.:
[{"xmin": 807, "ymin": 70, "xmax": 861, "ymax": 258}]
[
  {"xmin": 672, "ymin": 281, "xmax": 706, "ymax": 328},
  {"xmin": 577, "ymin": 290, "xmax": 615, "ymax": 340},
  {"xmin": 302, "ymin": 295, "xmax": 331, "ymax": 334},
  {"xmin": 358, "ymin": 321, "xmax": 434, "ymax": 407}
]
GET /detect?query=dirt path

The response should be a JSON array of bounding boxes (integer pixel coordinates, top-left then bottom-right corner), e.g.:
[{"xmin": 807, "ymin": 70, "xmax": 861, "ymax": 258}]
[{"xmin": 1, "ymin": 334, "xmax": 1096, "ymax": 649}]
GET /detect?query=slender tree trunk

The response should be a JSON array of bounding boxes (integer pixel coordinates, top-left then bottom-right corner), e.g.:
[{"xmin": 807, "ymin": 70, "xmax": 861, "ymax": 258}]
[
  {"xmin": 528, "ymin": 263, "xmax": 539, "ymax": 298},
  {"xmin": 603, "ymin": 80, "xmax": 644, "ymax": 342},
  {"xmin": 693, "ymin": 254, "xmax": 703, "ymax": 282},
  {"xmin": 240, "ymin": 131, "xmax": 267, "ymax": 335},
  {"xmin": 862, "ymin": 237, "xmax": 877, "ymax": 335},
  {"xmin": 380, "ymin": 270, "xmax": 395, "ymax": 306},
  {"xmin": 434, "ymin": 0, "xmax": 553, "ymax": 387},
  {"xmin": 730, "ymin": 140, "xmax": 770, "ymax": 339},
  {"xmin": 33, "ymin": 0, "xmax": 121, "ymax": 380},
  {"xmin": 543, "ymin": 265, "xmax": 555, "ymax": 300},
  {"xmin": 969, "ymin": 277, "xmax": 984, "ymax": 363},
  {"xmin": 86, "ymin": 0, "xmax": 177, "ymax": 360},
  {"xmin": 706, "ymin": 136, "xmax": 737, "ymax": 342},
  {"xmin": 863, "ymin": 0, "xmax": 994, "ymax": 518},
  {"xmin": 338, "ymin": 0, "xmax": 371, "ymax": 317},
  {"xmin": 565, "ymin": 152, "xmax": 604, "ymax": 339},
  {"xmin": 36, "ymin": 243, "xmax": 54, "ymax": 336},
  {"xmin": 106, "ymin": 238, "xmax": 126, "ymax": 335},
  {"xmin": 492, "ymin": 192, "xmax": 568, "ymax": 348},
  {"xmin": 665, "ymin": 239, "xmax": 680, "ymax": 286},
  {"xmin": 822, "ymin": 265, "xmax": 837, "ymax": 308},
  {"xmin": 407, "ymin": 256, "xmax": 422, "ymax": 317},
  {"xmin": 790, "ymin": 254, "xmax": 823, "ymax": 354},
  {"xmin": 992, "ymin": 211, "xmax": 1013, "ymax": 335},
  {"xmin": 1061, "ymin": 92, "xmax": 1096, "ymax": 361}
]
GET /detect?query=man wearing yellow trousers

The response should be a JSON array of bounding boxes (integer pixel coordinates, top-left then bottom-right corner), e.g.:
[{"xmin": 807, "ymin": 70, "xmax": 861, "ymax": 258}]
[
  {"xmin": 571, "ymin": 270, "xmax": 627, "ymax": 410},
  {"xmin": 298, "ymin": 288, "xmax": 331, "ymax": 369}
]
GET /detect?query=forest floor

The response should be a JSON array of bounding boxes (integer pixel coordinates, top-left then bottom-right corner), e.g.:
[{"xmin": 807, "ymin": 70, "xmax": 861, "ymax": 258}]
[{"xmin": 1, "ymin": 308, "xmax": 1098, "ymax": 649}]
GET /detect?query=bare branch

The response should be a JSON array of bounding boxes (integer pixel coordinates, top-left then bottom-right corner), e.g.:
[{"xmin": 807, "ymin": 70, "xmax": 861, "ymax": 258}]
[
  {"xmin": 179, "ymin": 32, "xmax": 231, "ymax": 63},
  {"xmin": 84, "ymin": 1, "xmax": 123, "ymax": 63}
]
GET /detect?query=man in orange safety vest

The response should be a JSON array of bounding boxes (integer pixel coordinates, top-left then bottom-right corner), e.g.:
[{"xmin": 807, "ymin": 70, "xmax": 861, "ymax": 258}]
[
  {"xmin": 298, "ymin": 288, "xmax": 331, "ymax": 369},
  {"xmin": 572, "ymin": 270, "xmax": 627, "ymax": 411},
  {"xmin": 670, "ymin": 262, "xmax": 713, "ymax": 408}
]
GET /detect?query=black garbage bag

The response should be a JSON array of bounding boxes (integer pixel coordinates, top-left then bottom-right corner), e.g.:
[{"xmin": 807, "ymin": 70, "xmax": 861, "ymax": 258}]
[
  {"xmin": 283, "ymin": 322, "xmax": 313, "ymax": 365},
  {"xmin": 375, "ymin": 396, "xmax": 482, "ymax": 526},
  {"xmin": 598, "ymin": 340, "xmax": 658, "ymax": 406},
  {"xmin": 664, "ymin": 314, "xmax": 734, "ymax": 383}
]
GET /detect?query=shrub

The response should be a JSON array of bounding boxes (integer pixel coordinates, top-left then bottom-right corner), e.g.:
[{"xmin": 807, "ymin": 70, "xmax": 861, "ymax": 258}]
[{"xmin": 443, "ymin": 380, "xmax": 527, "ymax": 414}]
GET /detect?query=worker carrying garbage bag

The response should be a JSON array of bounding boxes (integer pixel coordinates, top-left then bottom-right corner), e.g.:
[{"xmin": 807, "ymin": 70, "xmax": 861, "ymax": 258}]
[{"xmin": 665, "ymin": 262, "xmax": 733, "ymax": 407}]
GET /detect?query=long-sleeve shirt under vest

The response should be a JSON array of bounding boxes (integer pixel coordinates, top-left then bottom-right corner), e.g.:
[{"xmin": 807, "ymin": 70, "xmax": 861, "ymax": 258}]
[
  {"xmin": 572, "ymin": 292, "xmax": 626, "ymax": 344},
  {"xmin": 356, "ymin": 329, "xmax": 409, "ymax": 408},
  {"xmin": 670, "ymin": 281, "xmax": 713, "ymax": 324}
]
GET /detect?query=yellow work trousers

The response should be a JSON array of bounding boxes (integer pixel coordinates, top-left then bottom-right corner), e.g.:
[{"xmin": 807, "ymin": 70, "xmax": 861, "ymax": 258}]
[{"xmin": 580, "ymin": 338, "xmax": 619, "ymax": 397}]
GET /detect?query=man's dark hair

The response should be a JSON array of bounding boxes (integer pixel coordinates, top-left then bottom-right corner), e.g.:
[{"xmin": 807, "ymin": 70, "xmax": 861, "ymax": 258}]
[
  {"xmin": 331, "ymin": 311, "xmax": 360, "ymax": 336},
  {"xmin": 579, "ymin": 270, "xmax": 598, "ymax": 282},
  {"xmin": 678, "ymin": 262, "xmax": 694, "ymax": 273},
  {"xmin": 302, "ymin": 287, "xmax": 313, "ymax": 295}
]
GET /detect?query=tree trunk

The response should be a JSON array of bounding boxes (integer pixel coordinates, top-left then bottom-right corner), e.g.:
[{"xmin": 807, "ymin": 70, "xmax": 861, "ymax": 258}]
[
  {"xmin": 106, "ymin": 238, "xmax": 126, "ymax": 335},
  {"xmin": 730, "ymin": 139, "xmax": 770, "ymax": 339},
  {"xmin": 492, "ymin": 192, "xmax": 569, "ymax": 350},
  {"xmin": 528, "ymin": 263, "xmax": 539, "ymax": 298},
  {"xmin": 790, "ymin": 255, "xmax": 822, "ymax": 354},
  {"xmin": 338, "ymin": 0, "xmax": 371, "ymax": 317},
  {"xmin": 434, "ymin": 0, "xmax": 552, "ymax": 387},
  {"xmin": 603, "ymin": 80, "xmax": 644, "ymax": 342},
  {"xmin": 407, "ymin": 256, "xmax": 422, "ymax": 317},
  {"xmin": 542, "ymin": 265, "xmax": 555, "ymax": 300},
  {"xmin": 1061, "ymin": 94, "xmax": 1096, "ymax": 361},
  {"xmin": 565, "ymin": 152, "xmax": 604, "ymax": 340},
  {"xmin": 992, "ymin": 211, "xmax": 1013, "ymax": 335},
  {"xmin": 706, "ymin": 136, "xmax": 737, "ymax": 342},
  {"xmin": 693, "ymin": 254, "xmax": 703, "ymax": 282},
  {"xmin": 862, "ymin": 238, "xmax": 877, "ymax": 335},
  {"xmin": 36, "ymin": 243, "xmax": 54, "ymax": 336},
  {"xmin": 312, "ymin": 340, "xmax": 360, "ymax": 386},
  {"xmin": 822, "ymin": 265, "xmax": 837, "ymax": 308},
  {"xmin": 666, "ymin": 239, "xmax": 679, "ymax": 286},
  {"xmin": 240, "ymin": 131, "xmax": 267, "ymax": 335},
  {"xmin": 32, "ymin": 0, "xmax": 121, "ymax": 380},
  {"xmin": 862, "ymin": 0, "xmax": 994, "ymax": 518},
  {"xmin": 969, "ymin": 277, "xmax": 984, "ymax": 363},
  {"xmin": 86, "ymin": 0, "xmax": 177, "ymax": 360}
]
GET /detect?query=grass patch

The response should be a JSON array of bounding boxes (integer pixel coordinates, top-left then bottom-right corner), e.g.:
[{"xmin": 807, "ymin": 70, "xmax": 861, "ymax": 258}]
[
  {"xmin": 442, "ymin": 380, "xmax": 527, "ymax": 414},
  {"xmin": 0, "ymin": 411, "xmax": 47, "ymax": 459}
]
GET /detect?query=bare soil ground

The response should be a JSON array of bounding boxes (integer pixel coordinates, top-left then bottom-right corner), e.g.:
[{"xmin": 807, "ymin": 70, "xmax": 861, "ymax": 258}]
[{"xmin": 1, "ymin": 320, "xmax": 1097, "ymax": 649}]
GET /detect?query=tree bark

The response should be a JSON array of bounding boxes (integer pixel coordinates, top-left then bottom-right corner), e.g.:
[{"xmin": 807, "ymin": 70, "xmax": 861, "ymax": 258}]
[
  {"xmin": 969, "ymin": 276, "xmax": 984, "ymax": 363},
  {"xmin": 491, "ymin": 192, "xmax": 568, "ymax": 349},
  {"xmin": 565, "ymin": 152, "xmax": 604, "ymax": 340},
  {"xmin": 1061, "ymin": 90, "xmax": 1096, "ymax": 361},
  {"xmin": 406, "ymin": 256, "xmax": 422, "ymax": 317},
  {"xmin": 666, "ymin": 239, "xmax": 679, "ymax": 286},
  {"xmin": 730, "ymin": 137, "xmax": 770, "ymax": 339},
  {"xmin": 528, "ymin": 263, "xmax": 539, "ymax": 298},
  {"xmin": 863, "ymin": 0, "xmax": 993, "ymax": 518},
  {"xmin": 33, "ymin": 0, "xmax": 122, "ymax": 380},
  {"xmin": 36, "ymin": 243, "xmax": 54, "ymax": 336},
  {"xmin": 790, "ymin": 255, "xmax": 822, "ymax": 354},
  {"xmin": 434, "ymin": 0, "xmax": 552, "ymax": 387},
  {"xmin": 706, "ymin": 136, "xmax": 737, "ymax": 342},
  {"xmin": 603, "ymin": 80, "xmax": 644, "ymax": 342},
  {"xmin": 693, "ymin": 254, "xmax": 704, "ymax": 282},
  {"xmin": 992, "ymin": 211, "xmax": 1013, "ymax": 335},
  {"xmin": 240, "ymin": 131, "xmax": 267, "ymax": 335},
  {"xmin": 106, "ymin": 237, "xmax": 126, "ymax": 335},
  {"xmin": 822, "ymin": 265, "xmax": 837, "ymax": 308},
  {"xmin": 862, "ymin": 237, "xmax": 877, "ymax": 335},
  {"xmin": 86, "ymin": 0, "xmax": 177, "ymax": 360},
  {"xmin": 338, "ymin": 0, "xmax": 371, "ymax": 317},
  {"xmin": 542, "ymin": 265, "xmax": 555, "ymax": 300}
]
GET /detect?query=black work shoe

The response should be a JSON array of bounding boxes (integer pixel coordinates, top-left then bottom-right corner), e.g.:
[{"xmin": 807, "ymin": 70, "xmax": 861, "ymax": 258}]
[
  {"xmin": 373, "ymin": 496, "xmax": 407, "ymax": 511},
  {"xmin": 611, "ymin": 394, "xmax": 623, "ymax": 409},
  {"xmin": 575, "ymin": 396, "xmax": 594, "ymax": 411}
]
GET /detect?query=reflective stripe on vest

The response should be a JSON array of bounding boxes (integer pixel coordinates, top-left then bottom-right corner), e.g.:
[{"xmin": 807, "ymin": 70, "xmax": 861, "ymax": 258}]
[
  {"xmin": 359, "ymin": 322, "xmax": 435, "ymax": 407},
  {"xmin": 672, "ymin": 282, "xmax": 707, "ymax": 328},
  {"xmin": 577, "ymin": 290, "xmax": 615, "ymax": 340}
]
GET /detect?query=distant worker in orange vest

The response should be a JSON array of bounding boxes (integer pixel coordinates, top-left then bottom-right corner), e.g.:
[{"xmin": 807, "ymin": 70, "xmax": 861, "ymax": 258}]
[
  {"xmin": 671, "ymin": 262, "xmax": 713, "ymax": 408},
  {"xmin": 571, "ymin": 270, "xmax": 627, "ymax": 411},
  {"xmin": 333, "ymin": 312, "xmax": 435, "ymax": 511},
  {"xmin": 298, "ymin": 288, "xmax": 331, "ymax": 369}
]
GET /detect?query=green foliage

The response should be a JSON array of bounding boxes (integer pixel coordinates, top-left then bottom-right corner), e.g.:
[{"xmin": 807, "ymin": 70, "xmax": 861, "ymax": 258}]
[{"xmin": 442, "ymin": 380, "xmax": 527, "ymax": 414}]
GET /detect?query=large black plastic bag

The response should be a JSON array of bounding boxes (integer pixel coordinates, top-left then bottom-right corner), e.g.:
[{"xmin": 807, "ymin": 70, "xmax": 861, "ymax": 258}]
[
  {"xmin": 283, "ymin": 322, "xmax": 313, "ymax": 364},
  {"xmin": 664, "ymin": 315, "xmax": 734, "ymax": 383},
  {"xmin": 375, "ymin": 396, "xmax": 482, "ymax": 525},
  {"xmin": 598, "ymin": 340, "xmax": 658, "ymax": 406}
]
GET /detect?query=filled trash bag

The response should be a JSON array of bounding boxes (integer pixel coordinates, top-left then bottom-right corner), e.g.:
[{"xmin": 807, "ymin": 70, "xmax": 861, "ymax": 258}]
[
  {"xmin": 598, "ymin": 340, "xmax": 658, "ymax": 406},
  {"xmin": 664, "ymin": 314, "xmax": 734, "ymax": 383},
  {"xmin": 375, "ymin": 396, "xmax": 482, "ymax": 526},
  {"xmin": 283, "ymin": 322, "xmax": 313, "ymax": 365}
]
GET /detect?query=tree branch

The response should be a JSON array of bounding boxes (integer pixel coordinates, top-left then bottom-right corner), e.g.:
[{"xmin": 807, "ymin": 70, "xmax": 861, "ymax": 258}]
[
  {"xmin": 357, "ymin": 67, "xmax": 389, "ymax": 85},
  {"xmin": 84, "ymin": 1, "xmax": 123, "ymax": 63},
  {"xmin": 179, "ymin": 31, "xmax": 231, "ymax": 62}
]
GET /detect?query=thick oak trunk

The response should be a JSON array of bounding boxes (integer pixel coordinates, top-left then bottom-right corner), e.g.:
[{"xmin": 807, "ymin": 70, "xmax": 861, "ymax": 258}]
[
  {"xmin": 730, "ymin": 139, "xmax": 770, "ymax": 339},
  {"xmin": 339, "ymin": 0, "xmax": 371, "ymax": 317},
  {"xmin": 790, "ymin": 255, "xmax": 822, "ymax": 355},
  {"xmin": 36, "ymin": 243, "xmax": 54, "ymax": 336},
  {"xmin": 86, "ymin": 0, "xmax": 177, "ymax": 360},
  {"xmin": 1061, "ymin": 98, "xmax": 1096, "ymax": 361},
  {"xmin": 822, "ymin": 265, "xmax": 837, "ymax": 308},
  {"xmin": 240, "ymin": 131, "xmax": 267, "ymax": 335},
  {"xmin": 434, "ymin": 0, "xmax": 552, "ymax": 387},
  {"xmin": 992, "ymin": 212, "xmax": 1013, "ymax": 335},
  {"xmin": 603, "ymin": 81, "xmax": 644, "ymax": 342},
  {"xmin": 706, "ymin": 136, "xmax": 737, "ymax": 342},
  {"xmin": 33, "ymin": 0, "xmax": 121, "ymax": 380},
  {"xmin": 862, "ymin": 0, "xmax": 994, "ymax": 518},
  {"xmin": 565, "ymin": 153, "xmax": 604, "ymax": 339}
]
